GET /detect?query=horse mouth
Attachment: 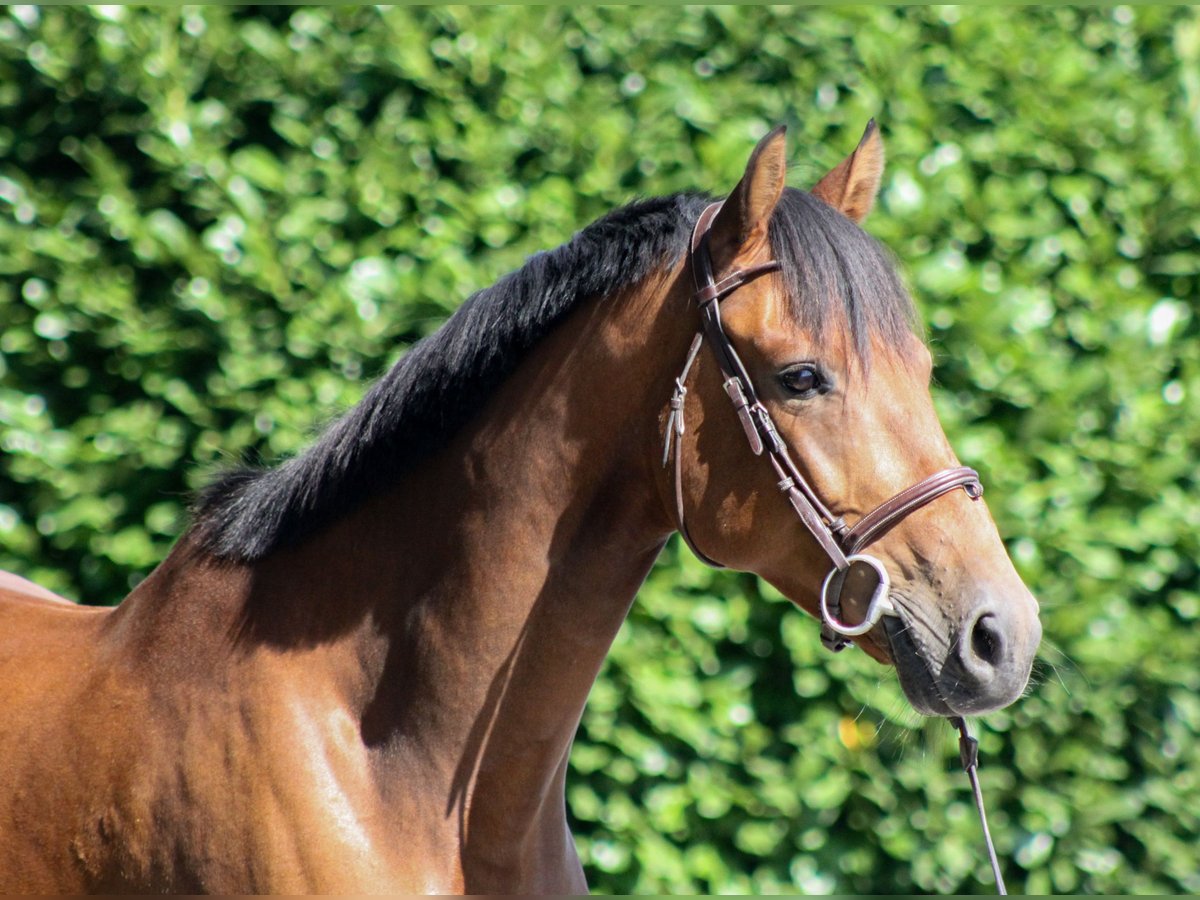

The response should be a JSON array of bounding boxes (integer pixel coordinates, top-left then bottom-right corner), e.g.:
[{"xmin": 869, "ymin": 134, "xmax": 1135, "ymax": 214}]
[{"xmin": 881, "ymin": 613, "xmax": 957, "ymax": 717}]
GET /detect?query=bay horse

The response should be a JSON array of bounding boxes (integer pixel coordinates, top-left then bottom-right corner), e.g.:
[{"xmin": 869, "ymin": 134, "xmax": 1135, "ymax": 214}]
[{"xmin": 0, "ymin": 125, "xmax": 1040, "ymax": 893}]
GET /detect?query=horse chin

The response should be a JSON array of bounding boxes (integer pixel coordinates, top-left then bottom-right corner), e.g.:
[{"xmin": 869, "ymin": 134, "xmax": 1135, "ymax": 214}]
[{"xmin": 881, "ymin": 615, "xmax": 960, "ymax": 718}]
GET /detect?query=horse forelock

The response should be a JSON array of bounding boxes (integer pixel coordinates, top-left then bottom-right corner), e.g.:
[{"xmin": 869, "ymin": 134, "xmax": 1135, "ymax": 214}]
[{"xmin": 769, "ymin": 187, "xmax": 921, "ymax": 365}]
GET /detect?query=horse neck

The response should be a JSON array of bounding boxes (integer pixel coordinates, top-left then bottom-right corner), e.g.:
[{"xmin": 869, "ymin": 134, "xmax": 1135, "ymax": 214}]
[
  {"xmin": 113, "ymin": 264, "xmax": 694, "ymax": 885},
  {"xmin": 382, "ymin": 271, "xmax": 692, "ymax": 871}
]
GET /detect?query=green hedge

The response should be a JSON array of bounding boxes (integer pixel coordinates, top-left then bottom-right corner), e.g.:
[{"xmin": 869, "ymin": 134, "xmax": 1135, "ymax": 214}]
[{"xmin": 2, "ymin": 6, "xmax": 1198, "ymax": 893}]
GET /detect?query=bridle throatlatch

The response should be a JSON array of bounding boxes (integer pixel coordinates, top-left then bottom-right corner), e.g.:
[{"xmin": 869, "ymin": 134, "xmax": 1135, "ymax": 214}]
[{"xmin": 664, "ymin": 202, "xmax": 1007, "ymax": 894}]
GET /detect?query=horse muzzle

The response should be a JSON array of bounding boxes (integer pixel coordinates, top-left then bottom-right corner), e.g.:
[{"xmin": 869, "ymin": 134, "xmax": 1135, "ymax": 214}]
[{"xmin": 884, "ymin": 588, "xmax": 1042, "ymax": 717}]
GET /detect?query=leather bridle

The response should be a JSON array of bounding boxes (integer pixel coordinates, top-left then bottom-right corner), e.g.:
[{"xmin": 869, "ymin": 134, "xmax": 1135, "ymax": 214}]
[
  {"xmin": 662, "ymin": 201, "xmax": 1008, "ymax": 894},
  {"xmin": 662, "ymin": 201, "xmax": 983, "ymax": 652}
]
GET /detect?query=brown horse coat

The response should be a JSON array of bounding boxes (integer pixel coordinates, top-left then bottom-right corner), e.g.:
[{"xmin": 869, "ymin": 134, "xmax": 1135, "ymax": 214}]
[{"xmin": 0, "ymin": 127, "xmax": 1039, "ymax": 893}]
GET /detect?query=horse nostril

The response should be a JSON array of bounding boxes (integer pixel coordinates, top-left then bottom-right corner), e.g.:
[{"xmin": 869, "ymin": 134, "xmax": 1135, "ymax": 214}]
[
  {"xmin": 969, "ymin": 612, "xmax": 1004, "ymax": 668},
  {"xmin": 936, "ymin": 597, "xmax": 1039, "ymax": 714}
]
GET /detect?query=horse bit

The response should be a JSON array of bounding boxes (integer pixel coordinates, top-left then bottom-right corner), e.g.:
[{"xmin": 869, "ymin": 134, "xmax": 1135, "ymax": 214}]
[{"xmin": 662, "ymin": 201, "xmax": 1008, "ymax": 893}]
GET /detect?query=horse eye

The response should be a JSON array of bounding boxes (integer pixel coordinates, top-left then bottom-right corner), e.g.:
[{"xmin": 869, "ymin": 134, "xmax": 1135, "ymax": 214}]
[{"xmin": 779, "ymin": 365, "xmax": 824, "ymax": 397}]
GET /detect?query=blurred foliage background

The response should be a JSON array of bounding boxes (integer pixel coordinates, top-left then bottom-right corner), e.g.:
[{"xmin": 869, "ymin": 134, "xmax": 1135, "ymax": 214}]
[{"xmin": 2, "ymin": 5, "xmax": 1198, "ymax": 894}]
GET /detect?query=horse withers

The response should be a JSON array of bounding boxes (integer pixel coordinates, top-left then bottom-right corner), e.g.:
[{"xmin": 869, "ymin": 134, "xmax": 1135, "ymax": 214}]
[{"xmin": 0, "ymin": 125, "xmax": 1040, "ymax": 892}]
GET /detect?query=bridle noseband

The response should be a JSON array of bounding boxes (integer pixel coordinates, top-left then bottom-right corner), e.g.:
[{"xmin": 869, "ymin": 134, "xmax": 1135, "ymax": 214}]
[
  {"xmin": 663, "ymin": 201, "xmax": 1008, "ymax": 895},
  {"xmin": 663, "ymin": 202, "xmax": 983, "ymax": 652}
]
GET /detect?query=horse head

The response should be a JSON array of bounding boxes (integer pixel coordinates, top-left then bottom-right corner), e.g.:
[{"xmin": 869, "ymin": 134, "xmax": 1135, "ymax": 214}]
[{"xmin": 661, "ymin": 125, "xmax": 1041, "ymax": 716}]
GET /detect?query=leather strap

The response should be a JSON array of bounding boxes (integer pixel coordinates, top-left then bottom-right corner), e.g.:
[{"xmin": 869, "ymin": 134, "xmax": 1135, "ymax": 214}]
[
  {"xmin": 663, "ymin": 333, "xmax": 724, "ymax": 567},
  {"xmin": 952, "ymin": 716, "xmax": 1008, "ymax": 894},
  {"xmin": 767, "ymin": 451, "xmax": 849, "ymax": 571},
  {"xmin": 843, "ymin": 466, "xmax": 982, "ymax": 554}
]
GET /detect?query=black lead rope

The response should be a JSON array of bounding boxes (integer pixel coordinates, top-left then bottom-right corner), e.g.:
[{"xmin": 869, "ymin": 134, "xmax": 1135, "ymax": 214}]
[{"xmin": 949, "ymin": 716, "xmax": 1007, "ymax": 895}]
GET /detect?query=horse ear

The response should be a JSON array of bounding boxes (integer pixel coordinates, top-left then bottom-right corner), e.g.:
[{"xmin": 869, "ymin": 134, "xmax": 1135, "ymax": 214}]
[
  {"xmin": 709, "ymin": 125, "xmax": 788, "ymax": 264},
  {"xmin": 811, "ymin": 119, "xmax": 884, "ymax": 224}
]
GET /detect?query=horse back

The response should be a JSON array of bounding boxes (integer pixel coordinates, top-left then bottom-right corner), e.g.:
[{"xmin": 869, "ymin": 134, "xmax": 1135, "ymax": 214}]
[
  {"xmin": 0, "ymin": 570, "xmax": 117, "ymax": 891},
  {"xmin": 0, "ymin": 569, "xmax": 79, "ymax": 605}
]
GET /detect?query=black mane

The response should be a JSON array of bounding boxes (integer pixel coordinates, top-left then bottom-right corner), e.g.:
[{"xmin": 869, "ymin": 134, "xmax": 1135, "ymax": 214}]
[{"xmin": 193, "ymin": 187, "xmax": 916, "ymax": 561}]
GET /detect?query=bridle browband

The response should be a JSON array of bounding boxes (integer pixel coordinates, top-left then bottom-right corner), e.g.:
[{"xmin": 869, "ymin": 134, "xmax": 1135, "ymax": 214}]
[
  {"xmin": 663, "ymin": 201, "xmax": 983, "ymax": 651},
  {"xmin": 663, "ymin": 201, "xmax": 1007, "ymax": 894}
]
